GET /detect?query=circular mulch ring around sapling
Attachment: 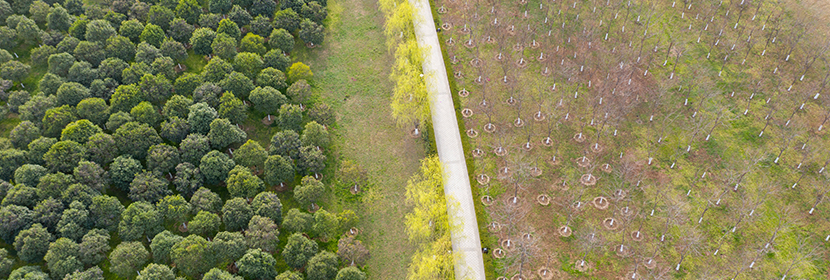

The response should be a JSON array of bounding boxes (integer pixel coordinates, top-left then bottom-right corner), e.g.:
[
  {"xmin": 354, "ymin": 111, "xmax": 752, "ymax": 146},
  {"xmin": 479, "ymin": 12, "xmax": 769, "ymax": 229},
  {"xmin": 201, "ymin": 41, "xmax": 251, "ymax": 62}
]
[
  {"xmin": 510, "ymin": 274, "xmax": 527, "ymax": 280},
  {"xmin": 590, "ymin": 143, "xmax": 603, "ymax": 153},
  {"xmin": 537, "ymin": 194, "xmax": 551, "ymax": 205},
  {"xmin": 274, "ymin": 182, "xmax": 290, "ymax": 192},
  {"xmin": 574, "ymin": 260, "xmax": 590, "ymax": 272},
  {"xmin": 521, "ymin": 142, "xmax": 533, "ymax": 152},
  {"xmin": 571, "ymin": 200, "xmax": 585, "ymax": 211},
  {"xmin": 573, "ymin": 133, "xmax": 587, "ymax": 142},
  {"xmin": 533, "ymin": 111, "xmax": 546, "ymax": 122},
  {"xmin": 472, "ymin": 148, "xmax": 485, "ymax": 158},
  {"xmin": 554, "ymin": 180, "xmax": 569, "ymax": 191},
  {"xmin": 580, "ymin": 174, "xmax": 597, "ymax": 186},
  {"xmin": 262, "ymin": 115, "xmax": 275, "ymax": 126},
  {"xmin": 501, "ymin": 238, "xmax": 516, "ymax": 251},
  {"xmin": 177, "ymin": 223, "xmax": 189, "ymax": 233},
  {"xmin": 347, "ymin": 227, "xmax": 359, "ymax": 236},
  {"xmin": 643, "ymin": 258, "xmax": 657, "ymax": 270},
  {"xmin": 484, "ymin": 123, "xmax": 497, "ymax": 133},
  {"xmin": 512, "ymin": 42, "xmax": 523, "ymax": 51},
  {"xmin": 494, "ymin": 147, "xmax": 508, "ymax": 157},
  {"xmin": 466, "ymin": 128, "xmax": 479, "ymax": 138},
  {"xmin": 541, "ymin": 137, "xmax": 553, "ymax": 146},
  {"xmin": 305, "ymin": 42, "xmax": 317, "ymax": 48},
  {"xmin": 441, "ymin": 22, "xmax": 452, "ymax": 30},
  {"xmin": 614, "ymin": 189, "xmax": 629, "ymax": 202},
  {"xmin": 464, "ymin": 38, "xmax": 476, "ymax": 48},
  {"xmin": 631, "ymin": 230, "xmax": 644, "ymax": 241},
  {"xmin": 530, "ymin": 40, "xmax": 540, "ymax": 49},
  {"xmin": 592, "ymin": 196, "xmax": 610, "ymax": 210},
  {"xmin": 529, "ymin": 167, "xmax": 542, "ymax": 177},
  {"xmin": 496, "ymin": 277, "xmax": 507, "ymax": 280},
  {"xmin": 476, "ymin": 174, "xmax": 490, "ymax": 185},
  {"xmin": 514, "ymin": 117, "xmax": 525, "ymax": 127},
  {"xmin": 506, "ymin": 196, "xmax": 521, "ymax": 206},
  {"xmin": 493, "ymin": 248, "xmax": 506, "ymax": 259},
  {"xmin": 516, "ymin": 58, "xmax": 528, "ymax": 68},
  {"xmin": 488, "ymin": 221, "xmax": 502, "ymax": 232},
  {"xmin": 450, "ymin": 55, "xmax": 459, "ymax": 64},
  {"xmin": 349, "ymin": 184, "xmax": 361, "ymax": 194},
  {"xmin": 602, "ymin": 217, "xmax": 620, "ymax": 230},
  {"xmin": 505, "ymin": 25, "xmax": 516, "ymax": 36},
  {"xmin": 409, "ymin": 127, "xmax": 422, "ymax": 138},
  {"xmin": 495, "ymin": 52, "xmax": 505, "ymax": 61},
  {"xmin": 614, "ymin": 244, "xmax": 633, "ymax": 257},
  {"xmin": 308, "ymin": 204, "xmax": 320, "ymax": 213},
  {"xmin": 576, "ymin": 157, "xmax": 591, "ymax": 168},
  {"xmin": 454, "ymin": 71, "xmax": 463, "ymax": 78},
  {"xmin": 619, "ymin": 205, "xmax": 635, "ymax": 218},
  {"xmin": 506, "ymin": 96, "xmax": 517, "ymax": 105},
  {"xmin": 437, "ymin": 5, "xmax": 447, "ymax": 13},
  {"xmin": 470, "ymin": 58, "xmax": 482, "ymax": 67},
  {"xmin": 538, "ymin": 267, "xmax": 555, "ymax": 280},
  {"xmin": 461, "ymin": 108, "xmax": 473, "ymax": 118},
  {"xmin": 601, "ymin": 163, "xmax": 612, "ymax": 173},
  {"xmin": 497, "ymin": 166, "xmax": 512, "ymax": 179},
  {"xmin": 458, "ymin": 88, "xmax": 470, "ymax": 97},
  {"xmin": 546, "ymin": 156, "xmax": 560, "ymax": 166},
  {"xmin": 521, "ymin": 233, "xmax": 533, "ymax": 241},
  {"xmin": 625, "ymin": 272, "xmax": 641, "ymax": 280},
  {"xmin": 558, "ymin": 225, "xmax": 572, "ymax": 237},
  {"xmin": 445, "ymin": 37, "xmax": 455, "ymax": 46},
  {"xmin": 460, "ymin": 25, "xmax": 470, "ymax": 34},
  {"xmin": 541, "ymin": 66, "xmax": 552, "ymax": 76},
  {"xmin": 537, "ymin": 52, "xmax": 546, "ymax": 62},
  {"xmin": 481, "ymin": 195, "xmax": 495, "ymax": 206}
]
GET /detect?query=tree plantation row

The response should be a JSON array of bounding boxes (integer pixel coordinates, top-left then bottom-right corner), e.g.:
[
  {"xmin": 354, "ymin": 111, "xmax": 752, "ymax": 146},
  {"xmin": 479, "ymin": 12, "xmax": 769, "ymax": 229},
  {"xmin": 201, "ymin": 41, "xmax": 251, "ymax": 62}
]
[
  {"xmin": 436, "ymin": 0, "xmax": 830, "ymax": 278},
  {"xmin": 0, "ymin": 0, "xmax": 374, "ymax": 279}
]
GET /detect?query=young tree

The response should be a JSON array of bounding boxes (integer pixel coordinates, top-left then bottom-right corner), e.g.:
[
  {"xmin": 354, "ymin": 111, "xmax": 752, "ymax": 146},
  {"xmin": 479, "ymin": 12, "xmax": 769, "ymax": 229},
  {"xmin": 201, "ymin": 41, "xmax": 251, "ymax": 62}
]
[
  {"xmin": 118, "ymin": 201, "xmax": 163, "ymax": 241},
  {"xmin": 190, "ymin": 27, "xmax": 215, "ymax": 55},
  {"xmin": 273, "ymin": 8, "xmax": 301, "ymax": 32},
  {"xmin": 44, "ymin": 237, "xmax": 82, "ymax": 279},
  {"xmin": 60, "ymin": 119, "xmax": 101, "ymax": 144},
  {"xmin": 114, "ymin": 121, "xmax": 162, "ymax": 160},
  {"xmin": 175, "ymin": 0, "xmax": 201, "ymax": 24},
  {"xmin": 76, "ymin": 98, "xmax": 109, "ymax": 126},
  {"xmin": 188, "ymin": 102, "xmax": 218, "ymax": 135},
  {"xmin": 286, "ymin": 79, "xmax": 311, "ymax": 104},
  {"xmin": 227, "ymin": 165, "xmax": 265, "ymax": 198},
  {"xmin": 337, "ymin": 235, "xmax": 369, "ymax": 266},
  {"xmin": 85, "ymin": 133, "xmax": 117, "ymax": 166},
  {"xmin": 249, "ymin": 15, "xmax": 273, "ymax": 37},
  {"xmin": 295, "ymin": 175, "xmax": 325, "ymax": 210},
  {"xmin": 174, "ymin": 162, "xmax": 203, "ymax": 197},
  {"xmin": 150, "ymin": 230, "xmax": 182, "ymax": 265},
  {"xmin": 129, "ymin": 171, "xmax": 170, "ymax": 203},
  {"xmin": 43, "ymin": 140, "xmax": 86, "ymax": 174},
  {"xmin": 250, "ymin": 86, "xmax": 287, "ymax": 115},
  {"xmin": 147, "ymin": 6, "xmax": 175, "ymax": 31},
  {"xmin": 283, "ymin": 232, "xmax": 318, "ymax": 269},
  {"xmin": 85, "ymin": 20, "xmax": 116, "ymax": 43},
  {"xmin": 204, "ymin": 268, "xmax": 243, "ymax": 280},
  {"xmin": 228, "ymin": 5, "xmax": 251, "ymax": 26},
  {"xmin": 47, "ymin": 5, "xmax": 71, "ymax": 32},
  {"xmin": 156, "ymin": 194, "xmax": 191, "ymax": 224},
  {"xmin": 306, "ymin": 251, "xmax": 339, "ymax": 280},
  {"xmin": 13, "ymin": 164, "xmax": 47, "ymax": 187},
  {"xmin": 211, "ymin": 231, "xmax": 247, "ymax": 265},
  {"xmin": 234, "ymin": 140, "xmax": 268, "ymax": 169},
  {"xmin": 135, "ymin": 42, "xmax": 161, "ymax": 65},
  {"xmin": 78, "ymin": 229, "xmax": 110, "ymax": 267},
  {"xmin": 212, "ymin": 33, "xmax": 237, "ymax": 60},
  {"xmin": 263, "ymin": 49, "xmax": 291, "ymax": 71},
  {"xmin": 278, "ymin": 104, "xmax": 303, "ymax": 131},
  {"xmin": 137, "ymin": 263, "xmax": 175, "ymax": 280},
  {"xmin": 297, "ymin": 145, "xmax": 326, "ymax": 175},
  {"xmin": 56, "ymin": 201, "xmax": 90, "ymax": 241},
  {"xmin": 189, "ymin": 210, "xmax": 221, "ymax": 237},
  {"xmin": 335, "ymin": 267, "xmax": 367, "ymax": 280},
  {"xmin": 48, "ymin": 52, "xmax": 75, "ymax": 77},
  {"xmin": 168, "ymin": 18, "xmax": 194, "ymax": 44},
  {"xmin": 73, "ymin": 161, "xmax": 106, "ymax": 193},
  {"xmin": 161, "ymin": 39, "xmax": 187, "ymax": 64},
  {"xmin": 216, "ymin": 19, "xmax": 240, "ymax": 40},
  {"xmin": 269, "ymin": 29, "xmax": 294, "ymax": 53},
  {"xmin": 73, "ymin": 41, "xmax": 106, "ymax": 67},
  {"xmin": 301, "ymin": 121, "xmax": 330, "ymax": 149},
  {"xmin": 311, "ymin": 209, "xmax": 339, "ymax": 240},
  {"xmin": 170, "ymin": 234, "xmax": 212, "ymax": 278},
  {"xmin": 208, "ymin": 118, "xmax": 247, "ymax": 149},
  {"xmin": 13, "ymin": 223, "xmax": 52, "ymax": 263},
  {"xmin": 221, "ymin": 197, "xmax": 253, "ymax": 231},
  {"xmin": 139, "ymin": 73, "xmax": 173, "ymax": 105},
  {"xmin": 89, "ymin": 195, "xmax": 124, "ymax": 231},
  {"xmin": 245, "ymin": 215, "xmax": 279, "ymax": 252},
  {"xmin": 218, "ymin": 91, "xmax": 247, "ymax": 124},
  {"xmin": 200, "ymin": 150, "xmax": 236, "ymax": 185},
  {"xmin": 180, "ymin": 133, "xmax": 211, "ymax": 164},
  {"xmin": 109, "ymin": 241, "xmax": 149, "ymax": 279},
  {"xmin": 3, "ymin": 184, "xmax": 38, "ymax": 208},
  {"xmin": 164, "ymin": 94, "xmax": 194, "ymax": 119},
  {"xmin": 298, "ymin": 19, "xmax": 324, "ymax": 46},
  {"xmin": 110, "ymin": 84, "xmax": 146, "ymax": 113},
  {"xmin": 147, "ymin": 144, "xmax": 181, "ymax": 174},
  {"xmin": 237, "ymin": 249, "xmax": 278, "ymax": 279}
]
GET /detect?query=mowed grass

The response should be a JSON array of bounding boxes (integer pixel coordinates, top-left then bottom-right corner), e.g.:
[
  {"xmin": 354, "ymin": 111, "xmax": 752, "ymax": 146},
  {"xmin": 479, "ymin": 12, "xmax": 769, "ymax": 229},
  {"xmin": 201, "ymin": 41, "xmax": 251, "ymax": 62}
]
[{"xmin": 293, "ymin": 0, "xmax": 426, "ymax": 278}]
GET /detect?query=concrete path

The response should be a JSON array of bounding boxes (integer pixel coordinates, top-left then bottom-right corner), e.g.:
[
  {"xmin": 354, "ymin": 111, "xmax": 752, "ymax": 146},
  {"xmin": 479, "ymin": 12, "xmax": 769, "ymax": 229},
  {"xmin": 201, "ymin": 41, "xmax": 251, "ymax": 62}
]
[{"xmin": 407, "ymin": 0, "xmax": 486, "ymax": 279}]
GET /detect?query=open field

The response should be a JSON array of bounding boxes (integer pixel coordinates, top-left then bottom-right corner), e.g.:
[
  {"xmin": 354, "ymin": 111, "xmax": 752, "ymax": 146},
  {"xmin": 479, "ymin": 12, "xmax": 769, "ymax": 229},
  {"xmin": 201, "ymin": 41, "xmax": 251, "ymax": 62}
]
[
  {"xmin": 435, "ymin": 0, "xmax": 830, "ymax": 278},
  {"xmin": 293, "ymin": 0, "xmax": 427, "ymax": 277}
]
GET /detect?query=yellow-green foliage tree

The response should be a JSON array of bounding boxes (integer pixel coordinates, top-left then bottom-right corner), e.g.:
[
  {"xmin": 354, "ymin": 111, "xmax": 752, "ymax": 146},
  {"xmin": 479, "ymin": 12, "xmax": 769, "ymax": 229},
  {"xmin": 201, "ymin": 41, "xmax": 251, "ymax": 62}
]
[
  {"xmin": 404, "ymin": 156, "xmax": 454, "ymax": 280},
  {"xmin": 380, "ymin": 0, "xmax": 430, "ymax": 128}
]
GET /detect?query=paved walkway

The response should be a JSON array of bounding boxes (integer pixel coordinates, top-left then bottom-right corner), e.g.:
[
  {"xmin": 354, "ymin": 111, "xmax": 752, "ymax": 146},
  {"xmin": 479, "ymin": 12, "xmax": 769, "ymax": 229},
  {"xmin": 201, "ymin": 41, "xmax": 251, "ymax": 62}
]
[{"xmin": 407, "ymin": 0, "xmax": 486, "ymax": 279}]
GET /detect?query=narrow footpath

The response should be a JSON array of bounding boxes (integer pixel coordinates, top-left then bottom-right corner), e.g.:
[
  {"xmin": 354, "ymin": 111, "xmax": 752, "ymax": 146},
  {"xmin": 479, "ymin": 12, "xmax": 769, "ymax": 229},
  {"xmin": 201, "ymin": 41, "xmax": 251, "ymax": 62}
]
[{"xmin": 407, "ymin": 0, "xmax": 487, "ymax": 279}]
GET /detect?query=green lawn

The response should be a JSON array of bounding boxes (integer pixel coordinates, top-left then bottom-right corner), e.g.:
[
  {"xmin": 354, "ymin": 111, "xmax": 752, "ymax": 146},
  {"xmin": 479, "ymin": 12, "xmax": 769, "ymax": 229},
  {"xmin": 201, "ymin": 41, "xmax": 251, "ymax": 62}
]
[{"xmin": 293, "ymin": 0, "xmax": 427, "ymax": 277}]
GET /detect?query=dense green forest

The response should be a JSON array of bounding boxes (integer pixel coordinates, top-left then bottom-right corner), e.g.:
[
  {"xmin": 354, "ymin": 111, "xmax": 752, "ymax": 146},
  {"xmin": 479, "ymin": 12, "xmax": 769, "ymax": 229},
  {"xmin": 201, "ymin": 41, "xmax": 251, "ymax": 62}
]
[{"xmin": 0, "ymin": 0, "xmax": 371, "ymax": 279}]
